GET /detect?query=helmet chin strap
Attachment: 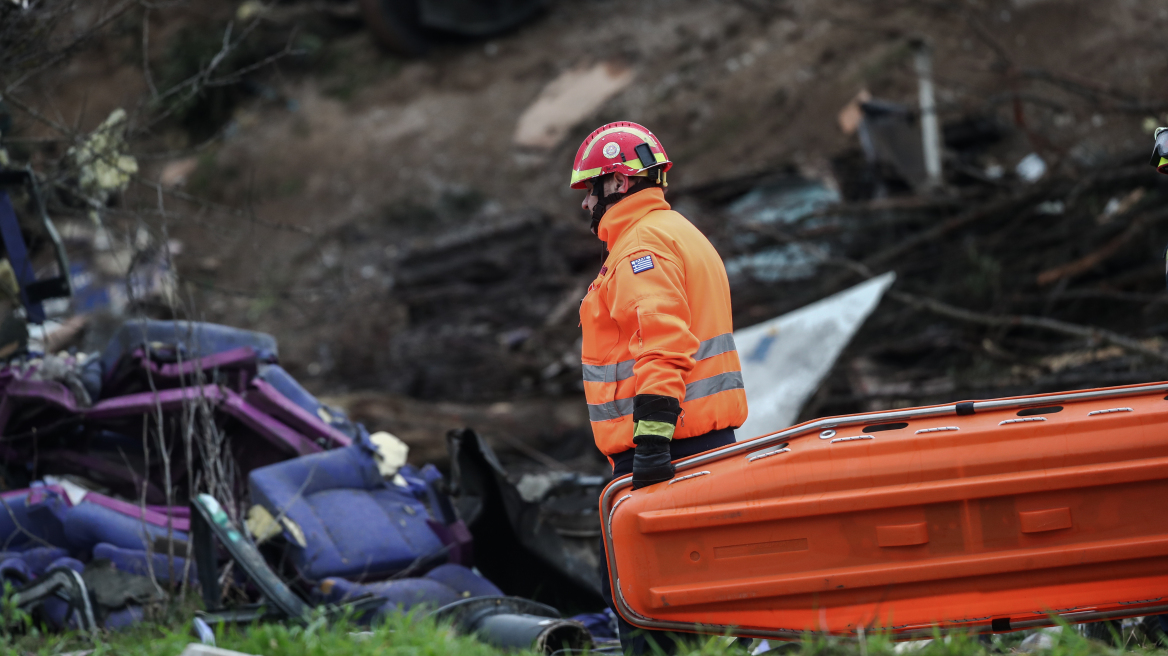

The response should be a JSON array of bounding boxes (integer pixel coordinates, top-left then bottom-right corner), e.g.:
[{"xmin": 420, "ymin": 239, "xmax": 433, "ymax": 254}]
[{"xmin": 589, "ymin": 177, "xmax": 658, "ymax": 236}]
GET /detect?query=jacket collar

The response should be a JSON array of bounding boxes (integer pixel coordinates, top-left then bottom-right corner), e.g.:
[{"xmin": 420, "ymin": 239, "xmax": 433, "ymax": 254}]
[{"xmin": 597, "ymin": 187, "xmax": 670, "ymax": 248}]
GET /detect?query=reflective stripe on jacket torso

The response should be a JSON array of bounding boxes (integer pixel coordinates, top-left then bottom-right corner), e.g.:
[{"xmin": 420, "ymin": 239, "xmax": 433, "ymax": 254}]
[{"xmin": 579, "ymin": 188, "xmax": 748, "ymax": 457}]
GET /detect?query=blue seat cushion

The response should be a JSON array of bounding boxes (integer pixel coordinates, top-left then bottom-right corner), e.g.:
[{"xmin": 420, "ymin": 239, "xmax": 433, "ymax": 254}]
[
  {"xmin": 0, "ymin": 488, "xmax": 69, "ymax": 550},
  {"xmin": 319, "ymin": 576, "xmax": 461, "ymax": 612},
  {"xmin": 298, "ymin": 488, "xmax": 443, "ymax": 580},
  {"xmin": 249, "ymin": 445, "xmax": 444, "ymax": 582},
  {"xmin": 0, "ymin": 557, "xmax": 32, "ymax": 586},
  {"xmin": 314, "ymin": 564, "xmax": 502, "ymax": 618},
  {"xmin": 0, "ymin": 547, "xmax": 68, "ymax": 576},
  {"xmin": 257, "ymin": 364, "xmax": 358, "ymax": 439},
  {"xmin": 424, "ymin": 563, "xmax": 503, "ymax": 598},
  {"xmin": 99, "ymin": 320, "xmax": 277, "ymax": 378},
  {"xmin": 92, "ymin": 543, "xmax": 195, "ymax": 584},
  {"xmin": 63, "ymin": 502, "xmax": 188, "ymax": 553}
]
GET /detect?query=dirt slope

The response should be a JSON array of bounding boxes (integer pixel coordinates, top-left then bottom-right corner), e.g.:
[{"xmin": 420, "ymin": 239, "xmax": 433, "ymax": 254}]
[{"xmin": 15, "ymin": 0, "xmax": 1168, "ymax": 465}]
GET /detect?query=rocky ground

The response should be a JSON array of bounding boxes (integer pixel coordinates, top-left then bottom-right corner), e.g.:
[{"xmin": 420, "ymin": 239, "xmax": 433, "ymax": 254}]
[{"xmin": 9, "ymin": 0, "xmax": 1168, "ymax": 472}]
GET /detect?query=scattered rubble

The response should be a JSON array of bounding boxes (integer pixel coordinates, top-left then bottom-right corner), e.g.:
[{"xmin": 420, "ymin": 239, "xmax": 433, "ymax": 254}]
[
  {"xmin": 180, "ymin": 645, "xmax": 257, "ymax": 656},
  {"xmin": 3, "ymin": 0, "xmax": 1168, "ymax": 650},
  {"xmin": 1018, "ymin": 627, "xmax": 1062, "ymax": 652},
  {"xmin": 697, "ymin": 158, "xmax": 1168, "ymax": 423},
  {"xmin": 0, "ymin": 317, "xmax": 618, "ymax": 652},
  {"xmin": 360, "ymin": 0, "xmax": 549, "ymax": 57}
]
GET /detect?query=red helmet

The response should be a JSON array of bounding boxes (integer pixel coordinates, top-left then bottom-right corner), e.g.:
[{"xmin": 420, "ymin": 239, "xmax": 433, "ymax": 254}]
[{"xmin": 569, "ymin": 122, "xmax": 672, "ymax": 189}]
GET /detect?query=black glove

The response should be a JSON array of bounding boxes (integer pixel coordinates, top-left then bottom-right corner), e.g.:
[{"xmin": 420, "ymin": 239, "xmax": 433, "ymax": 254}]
[
  {"xmin": 631, "ymin": 394, "xmax": 681, "ymax": 490},
  {"xmin": 632, "ymin": 434, "xmax": 673, "ymax": 489}
]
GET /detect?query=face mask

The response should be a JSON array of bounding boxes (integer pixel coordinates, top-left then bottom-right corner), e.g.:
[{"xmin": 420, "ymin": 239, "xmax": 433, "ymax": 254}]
[{"xmin": 587, "ymin": 176, "xmax": 658, "ymax": 236}]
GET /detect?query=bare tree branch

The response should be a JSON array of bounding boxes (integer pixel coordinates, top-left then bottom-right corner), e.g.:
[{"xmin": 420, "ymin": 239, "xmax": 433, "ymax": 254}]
[
  {"xmin": 2, "ymin": 0, "xmax": 139, "ymax": 95},
  {"xmin": 886, "ymin": 290, "xmax": 1168, "ymax": 364},
  {"xmin": 132, "ymin": 176, "xmax": 317, "ymax": 235},
  {"xmin": 140, "ymin": 3, "xmax": 159, "ymax": 100},
  {"xmin": 746, "ymin": 214, "xmax": 1168, "ymax": 366}
]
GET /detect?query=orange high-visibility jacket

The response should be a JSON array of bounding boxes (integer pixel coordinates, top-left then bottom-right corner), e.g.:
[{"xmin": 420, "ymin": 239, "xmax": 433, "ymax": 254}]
[{"xmin": 580, "ymin": 187, "xmax": 748, "ymax": 457}]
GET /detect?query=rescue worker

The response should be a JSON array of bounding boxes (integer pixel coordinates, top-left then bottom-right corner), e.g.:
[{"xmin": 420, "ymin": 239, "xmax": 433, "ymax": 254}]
[
  {"xmin": 1151, "ymin": 126, "xmax": 1168, "ymax": 175},
  {"xmin": 571, "ymin": 122, "xmax": 748, "ymax": 653},
  {"xmin": 1156, "ymin": 127, "xmax": 1168, "ymax": 291},
  {"xmin": 1147, "ymin": 126, "xmax": 1168, "ymax": 647}
]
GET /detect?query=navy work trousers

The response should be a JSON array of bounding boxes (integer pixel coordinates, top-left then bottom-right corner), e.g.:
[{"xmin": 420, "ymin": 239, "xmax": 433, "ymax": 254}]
[{"xmin": 600, "ymin": 427, "xmax": 737, "ymax": 655}]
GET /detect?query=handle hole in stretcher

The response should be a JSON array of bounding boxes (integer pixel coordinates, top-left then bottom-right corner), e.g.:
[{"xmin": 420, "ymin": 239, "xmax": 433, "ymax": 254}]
[
  {"xmin": 757, "ymin": 442, "xmax": 790, "ymax": 453},
  {"xmin": 747, "ymin": 442, "xmax": 790, "ymax": 462},
  {"xmin": 862, "ymin": 422, "xmax": 908, "ymax": 433},
  {"xmin": 1017, "ymin": 405, "xmax": 1062, "ymax": 416}
]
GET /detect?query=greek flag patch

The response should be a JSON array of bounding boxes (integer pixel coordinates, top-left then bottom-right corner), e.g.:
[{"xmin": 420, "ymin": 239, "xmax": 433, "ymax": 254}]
[{"xmin": 630, "ymin": 255, "xmax": 655, "ymax": 274}]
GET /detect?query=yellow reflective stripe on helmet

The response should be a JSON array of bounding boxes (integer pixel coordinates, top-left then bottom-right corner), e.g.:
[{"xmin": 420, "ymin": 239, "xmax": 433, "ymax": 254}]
[
  {"xmin": 571, "ymin": 152, "xmax": 668, "ymax": 184},
  {"xmin": 570, "ymin": 165, "xmax": 604, "ymax": 185},
  {"xmin": 580, "ymin": 126, "xmax": 659, "ymax": 160},
  {"xmin": 1160, "ymin": 156, "xmax": 1168, "ymax": 168},
  {"xmin": 570, "ymin": 153, "xmax": 669, "ymax": 187}
]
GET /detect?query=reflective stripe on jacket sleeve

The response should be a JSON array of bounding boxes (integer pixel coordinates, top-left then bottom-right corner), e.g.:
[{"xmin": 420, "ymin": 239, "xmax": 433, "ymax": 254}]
[{"xmin": 586, "ymin": 333, "xmax": 741, "ymax": 421}]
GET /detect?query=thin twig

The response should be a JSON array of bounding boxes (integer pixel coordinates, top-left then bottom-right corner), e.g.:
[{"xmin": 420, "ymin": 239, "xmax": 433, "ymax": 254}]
[
  {"xmin": 865, "ymin": 183, "xmax": 1055, "ymax": 269},
  {"xmin": 1036, "ymin": 206, "xmax": 1168, "ymax": 286},
  {"xmin": 887, "ymin": 290, "xmax": 1168, "ymax": 363},
  {"xmin": 133, "ymin": 177, "xmax": 316, "ymax": 236},
  {"xmin": 0, "ymin": 495, "xmax": 56, "ymax": 550},
  {"xmin": 1, "ymin": 93, "xmax": 77, "ymax": 140},
  {"xmin": 2, "ymin": 0, "xmax": 139, "ymax": 95},
  {"xmin": 138, "ymin": 393, "xmax": 166, "ymax": 598},
  {"xmin": 488, "ymin": 431, "xmax": 570, "ymax": 471},
  {"xmin": 751, "ymin": 216, "xmax": 1168, "ymax": 366},
  {"xmin": 140, "ymin": 3, "xmax": 158, "ymax": 100}
]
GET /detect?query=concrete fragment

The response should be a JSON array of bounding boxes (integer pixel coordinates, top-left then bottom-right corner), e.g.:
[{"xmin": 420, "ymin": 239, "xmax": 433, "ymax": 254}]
[
  {"xmin": 893, "ymin": 639, "xmax": 933, "ymax": 653},
  {"xmin": 513, "ymin": 63, "xmax": 634, "ymax": 149},
  {"xmin": 1019, "ymin": 626, "xmax": 1063, "ymax": 652},
  {"xmin": 837, "ymin": 89, "xmax": 871, "ymax": 135},
  {"xmin": 245, "ymin": 504, "xmax": 281, "ymax": 544},
  {"xmin": 1016, "ymin": 152, "xmax": 1047, "ymax": 182},
  {"xmin": 279, "ymin": 515, "xmax": 307, "ymax": 548},
  {"xmin": 178, "ymin": 644, "xmax": 260, "ymax": 656},
  {"xmin": 516, "ymin": 472, "xmax": 573, "ymax": 503},
  {"xmin": 160, "ymin": 157, "xmax": 198, "ymax": 188},
  {"xmin": 1097, "ymin": 187, "xmax": 1145, "ymax": 225},
  {"xmin": 370, "ymin": 430, "xmax": 409, "ymax": 478}
]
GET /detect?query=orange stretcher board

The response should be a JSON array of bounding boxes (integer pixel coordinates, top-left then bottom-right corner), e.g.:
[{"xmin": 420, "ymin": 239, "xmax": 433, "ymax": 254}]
[{"xmin": 600, "ymin": 381, "xmax": 1168, "ymax": 639}]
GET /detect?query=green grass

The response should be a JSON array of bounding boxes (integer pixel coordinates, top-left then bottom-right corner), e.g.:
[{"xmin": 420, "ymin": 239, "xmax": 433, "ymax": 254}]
[
  {"xmin": 3, "ymin": 609, "xmax": 543, "ymax": 655},
  {"xmin": 5, "ymin": 605, "xmax": 1168, "ymax": 656}
]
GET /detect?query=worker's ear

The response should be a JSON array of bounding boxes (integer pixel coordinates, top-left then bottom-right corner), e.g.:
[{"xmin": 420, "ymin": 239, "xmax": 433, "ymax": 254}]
[{"xmin": 613, "ymin": 172, "xmax": 631, "ymax": 194}]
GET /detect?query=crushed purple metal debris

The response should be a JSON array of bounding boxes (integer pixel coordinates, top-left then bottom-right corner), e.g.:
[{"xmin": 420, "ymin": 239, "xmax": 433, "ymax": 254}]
[{"xmin": 0, "ymin": 320, "xmax": 608, "ymax": 652}]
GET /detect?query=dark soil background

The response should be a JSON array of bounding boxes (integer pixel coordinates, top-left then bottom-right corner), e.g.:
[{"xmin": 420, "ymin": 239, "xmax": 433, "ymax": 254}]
[{"xmin": 8, "ymin": 0, "xmax": 1168, "ymax": 473}]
